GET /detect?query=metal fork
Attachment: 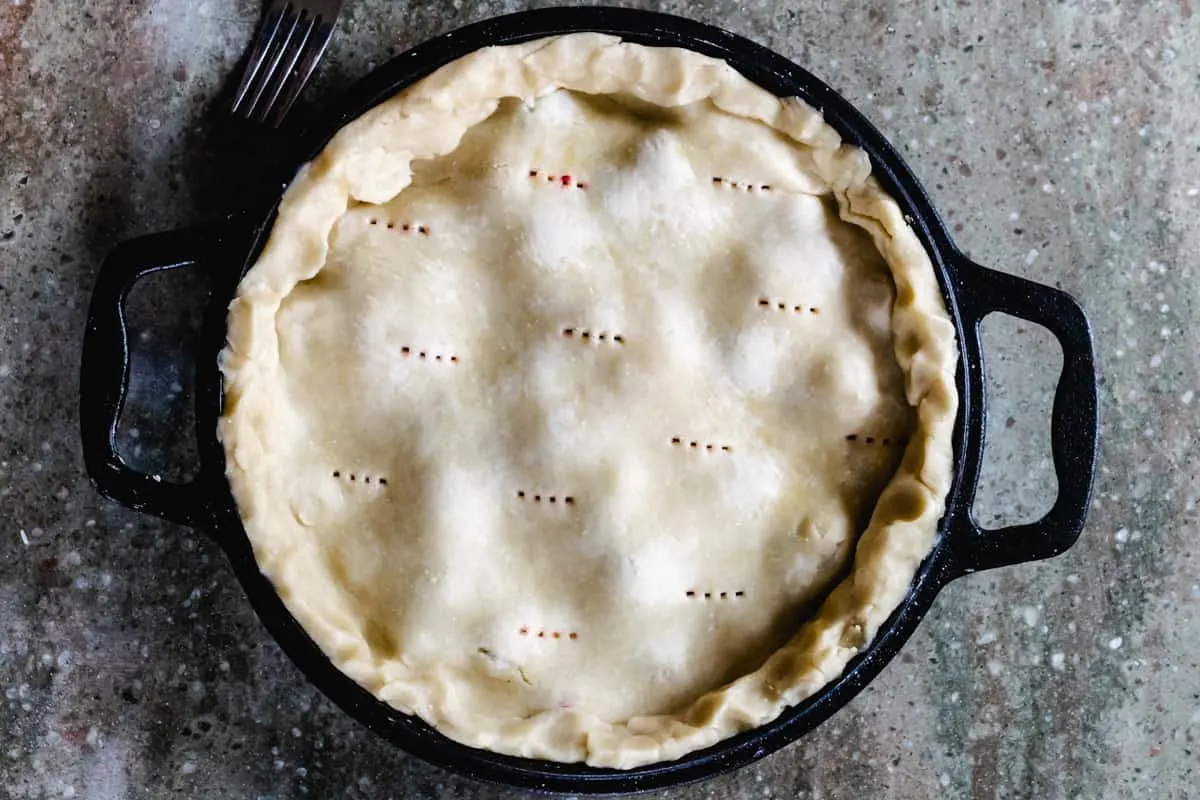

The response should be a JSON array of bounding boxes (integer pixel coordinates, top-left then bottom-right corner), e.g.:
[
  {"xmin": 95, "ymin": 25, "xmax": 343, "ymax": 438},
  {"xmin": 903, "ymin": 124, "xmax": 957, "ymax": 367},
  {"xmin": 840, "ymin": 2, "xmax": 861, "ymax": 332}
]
[{"xmin": 231, "ymin": 0, "xmax": 344, "ymax": 127}]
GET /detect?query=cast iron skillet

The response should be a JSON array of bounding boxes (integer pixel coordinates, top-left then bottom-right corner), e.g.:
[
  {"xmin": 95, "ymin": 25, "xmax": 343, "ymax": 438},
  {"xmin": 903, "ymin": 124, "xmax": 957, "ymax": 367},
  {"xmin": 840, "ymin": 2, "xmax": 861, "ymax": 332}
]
[{"xmin": 79, "ymin": 7, "xmax": 1099, "ymax": 794}]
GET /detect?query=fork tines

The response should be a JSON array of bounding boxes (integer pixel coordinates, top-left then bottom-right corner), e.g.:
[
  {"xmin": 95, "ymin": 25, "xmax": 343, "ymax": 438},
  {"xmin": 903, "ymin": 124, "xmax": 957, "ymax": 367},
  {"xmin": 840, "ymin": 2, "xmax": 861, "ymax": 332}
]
[{"xmin": 231, "ymin": 1, "xmax": 340, "ymax": 127}]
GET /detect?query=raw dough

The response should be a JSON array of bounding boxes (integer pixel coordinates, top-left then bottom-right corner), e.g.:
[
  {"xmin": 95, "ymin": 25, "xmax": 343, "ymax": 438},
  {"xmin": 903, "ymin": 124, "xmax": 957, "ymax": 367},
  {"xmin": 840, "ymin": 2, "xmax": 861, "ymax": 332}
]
[{"xmin": 219, "ymin": 34, "xmax": 958, "ymax": 768}]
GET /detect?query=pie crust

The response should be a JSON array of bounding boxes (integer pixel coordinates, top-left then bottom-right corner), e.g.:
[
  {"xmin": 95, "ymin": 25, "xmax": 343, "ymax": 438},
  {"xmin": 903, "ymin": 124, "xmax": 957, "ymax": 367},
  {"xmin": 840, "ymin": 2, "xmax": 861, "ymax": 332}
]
[{"xmin": 219, "ymin": 34, "xmax": 958, "ymax": 768}]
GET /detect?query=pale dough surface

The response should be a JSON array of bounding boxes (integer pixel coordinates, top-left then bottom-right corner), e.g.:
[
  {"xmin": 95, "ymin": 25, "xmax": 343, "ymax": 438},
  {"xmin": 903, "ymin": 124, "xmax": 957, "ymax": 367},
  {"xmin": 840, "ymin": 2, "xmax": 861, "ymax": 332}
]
[{"xmin": 219, "ymin": 34, "xmax": 958, "ymax": 768}]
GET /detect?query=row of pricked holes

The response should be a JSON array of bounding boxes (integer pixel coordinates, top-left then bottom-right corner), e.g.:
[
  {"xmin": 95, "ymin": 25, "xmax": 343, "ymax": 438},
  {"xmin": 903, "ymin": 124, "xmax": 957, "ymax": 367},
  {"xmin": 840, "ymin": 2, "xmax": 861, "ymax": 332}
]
[
  {"xmin": 367, "ymin": 218, "xmax": 430, "ymax": 235},
  {"xmin": 401, "ymin": 346, "xmax": 458, "ymax": 363},
  {"xmin": 528, "ymin": 169, "xmax": 589, "ymax": 190},
  {"xmin": 671, "ymin": 437, "xmax": 732, "ymax": 453},
  {"xmin": 846, "ymin": 434, "xmax": 897, "ymax": 446},
  {"xmin": 520, "ymin": 627, "xmax": 578, "ymax": 639},
  {"xmin": 332, "ymin": 471, "xmax": 387, "ymax": 486},
  {"xmin": 562, "ymin": 328, "xmax": 624, "ymax": 344},
  {"xmin": 759, "ymin": 297, "xmax": 820, "ymax": 314},
  {"xmin": 516, "ymin": 491, "xmax": 576, "ymax": 505},
  {"xmin": 712, "ymin": 176, "xmax": 773, "ymax": 192},
  {"xmin": 686, "ymin": 590, "xmax": 745, "ymax": 599}
]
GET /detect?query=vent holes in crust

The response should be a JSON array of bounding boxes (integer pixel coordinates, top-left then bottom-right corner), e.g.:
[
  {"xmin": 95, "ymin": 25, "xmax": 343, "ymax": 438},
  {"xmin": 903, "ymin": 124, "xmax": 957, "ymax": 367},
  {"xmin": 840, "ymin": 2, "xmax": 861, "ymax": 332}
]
[
  {"xmin": 685, "ymin": 590, "xmax": 746, "ymax": 599},
  {"xmin": 516, "ymin": 491, "xmax": 576, "ymax": 506},
  {"xmin": 758, "ymin": 297, "xmax": 819, "ymax": 314},
  {"xmin": 528, "ymin": 169, "xmax": 589, "ymax": 190},
  {"xmin": 670, "ymin": 436, "xmax": 732, "ymax": 453},
  {"xmin": 332, "ymin": 471, "xmax": 387, "ymax": 486},
  {"xmin": 562, "ymin": 328, "xmax": 624, "ymax": 345},
  {"xmin": 845, "ymin": 434, "xmax": 896, "ymax": 447},
  {"xmin": 712, "ymin": 176, "xmax": 772, "ymax": 192},
  {"xmin": 400, "ymin": 346, "xmax": 458, "ymax": 363},
  {"xmin": 519, "ymin": 627, "xmax": 579, "ymax": 640},
  {"xmin": 367, "ymin": 218, "xmax": 431, "ymax": 236}
]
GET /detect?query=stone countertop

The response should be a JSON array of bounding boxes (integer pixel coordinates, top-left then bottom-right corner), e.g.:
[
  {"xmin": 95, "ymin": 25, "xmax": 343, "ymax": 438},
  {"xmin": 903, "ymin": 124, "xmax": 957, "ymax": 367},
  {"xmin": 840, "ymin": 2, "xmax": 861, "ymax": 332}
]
[{"xmin": 1, "ymin": 1, "xmax": 1196, "ymax": 797}]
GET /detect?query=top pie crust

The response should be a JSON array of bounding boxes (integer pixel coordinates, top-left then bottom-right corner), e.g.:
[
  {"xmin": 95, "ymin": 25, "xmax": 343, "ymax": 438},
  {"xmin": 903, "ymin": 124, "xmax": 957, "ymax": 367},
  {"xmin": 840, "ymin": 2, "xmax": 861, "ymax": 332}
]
[{"xmin": 218, "ymin": 34, "xmax": 958, "ymax": 768}]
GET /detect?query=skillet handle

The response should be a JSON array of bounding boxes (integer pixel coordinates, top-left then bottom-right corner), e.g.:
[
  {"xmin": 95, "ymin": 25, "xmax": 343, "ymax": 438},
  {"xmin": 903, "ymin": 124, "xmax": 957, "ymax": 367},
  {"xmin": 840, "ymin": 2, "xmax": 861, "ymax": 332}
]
[
  {"xmin": 942, "ymin": 256, "xmax": 1099, "ymax": 577},
  {"xmin": 80, "ymin": 225, "xmax": 226, "ymax": 529}
]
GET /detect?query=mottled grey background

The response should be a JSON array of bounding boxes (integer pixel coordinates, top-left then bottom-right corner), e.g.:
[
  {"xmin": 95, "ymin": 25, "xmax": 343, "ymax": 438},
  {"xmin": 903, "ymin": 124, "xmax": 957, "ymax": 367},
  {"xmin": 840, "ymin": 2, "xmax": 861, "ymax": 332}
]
[{"xmin": 1, "ymin": 0, "xmax": 1197, "ymax": 798}]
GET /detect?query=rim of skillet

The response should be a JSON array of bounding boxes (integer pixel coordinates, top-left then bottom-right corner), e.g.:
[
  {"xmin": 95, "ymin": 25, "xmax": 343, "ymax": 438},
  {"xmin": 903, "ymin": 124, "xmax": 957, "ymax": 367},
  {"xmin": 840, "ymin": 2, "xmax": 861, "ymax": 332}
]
[{"xmin": 191, "ymin": 7, "xmax": 976, "ymax": 794}]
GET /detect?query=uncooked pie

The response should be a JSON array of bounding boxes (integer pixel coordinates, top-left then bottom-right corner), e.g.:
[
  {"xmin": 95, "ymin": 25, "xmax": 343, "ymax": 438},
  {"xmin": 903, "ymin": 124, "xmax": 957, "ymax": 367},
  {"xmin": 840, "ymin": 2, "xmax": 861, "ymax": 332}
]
[{"xmin": 218, "ymin": 34, "xmax": 958, "ymax": 769}]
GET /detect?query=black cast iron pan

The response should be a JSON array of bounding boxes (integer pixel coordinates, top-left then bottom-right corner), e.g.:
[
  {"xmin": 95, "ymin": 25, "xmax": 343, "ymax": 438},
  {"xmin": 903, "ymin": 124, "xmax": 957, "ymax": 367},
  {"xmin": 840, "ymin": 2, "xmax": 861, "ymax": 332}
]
[{"xmin": 79, "ymin": 7, "xmax": 1099, "ymax": 794}]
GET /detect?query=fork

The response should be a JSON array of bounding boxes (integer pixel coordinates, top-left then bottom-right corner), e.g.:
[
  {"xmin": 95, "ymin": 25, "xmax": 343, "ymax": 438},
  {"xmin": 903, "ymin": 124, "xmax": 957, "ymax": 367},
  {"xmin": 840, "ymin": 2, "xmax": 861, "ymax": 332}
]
[{"xmin": 231, "ymin": 0, "xmax": 344, "ymax": 127}]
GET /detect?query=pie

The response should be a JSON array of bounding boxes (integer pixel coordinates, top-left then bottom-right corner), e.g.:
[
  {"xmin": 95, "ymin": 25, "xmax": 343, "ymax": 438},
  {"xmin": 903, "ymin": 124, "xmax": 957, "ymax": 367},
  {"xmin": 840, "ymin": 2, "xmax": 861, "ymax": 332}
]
[{"xmin": 218, "ymin": 34, "xmax": 958, "ymax": 769}]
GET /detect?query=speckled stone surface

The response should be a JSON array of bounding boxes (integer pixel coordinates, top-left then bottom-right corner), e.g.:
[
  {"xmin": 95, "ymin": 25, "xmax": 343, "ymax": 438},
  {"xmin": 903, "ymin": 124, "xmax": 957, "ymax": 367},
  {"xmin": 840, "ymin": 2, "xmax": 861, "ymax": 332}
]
[{"xmin": 1, "ymin": 1, "xmax": 1197, "ymax": 797}]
